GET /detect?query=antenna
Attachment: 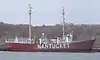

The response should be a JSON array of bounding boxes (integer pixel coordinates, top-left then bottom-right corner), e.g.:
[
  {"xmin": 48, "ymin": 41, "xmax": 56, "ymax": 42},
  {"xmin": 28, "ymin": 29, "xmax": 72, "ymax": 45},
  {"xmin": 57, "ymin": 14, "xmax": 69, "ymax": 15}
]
[{"xmin": 28, "ymin": 4, "xmax": 33, "ymax": 40}]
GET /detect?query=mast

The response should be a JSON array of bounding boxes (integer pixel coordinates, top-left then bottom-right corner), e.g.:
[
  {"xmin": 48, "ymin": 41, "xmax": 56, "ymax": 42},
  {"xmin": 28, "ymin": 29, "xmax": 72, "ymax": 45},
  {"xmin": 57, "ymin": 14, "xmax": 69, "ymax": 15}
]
[
  {"xmin": 28, "ymin": 4, "xmax": 32, "ymax": 40},
  {"xmin": 62, "ymin": 7, "xmax": 65, "ymax": 39}
]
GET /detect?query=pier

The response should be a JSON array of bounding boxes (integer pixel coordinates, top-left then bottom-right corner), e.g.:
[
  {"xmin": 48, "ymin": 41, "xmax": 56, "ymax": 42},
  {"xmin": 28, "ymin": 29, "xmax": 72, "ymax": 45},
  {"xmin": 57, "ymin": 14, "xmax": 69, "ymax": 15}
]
[
  {"xmin": 92, "ymin": 48, "xmax": 100, "ymax": 52},
  {"xmin": 0, "ymin": 42, "xmax": 11, "ymax": 51},
  {"xmin": 92, "ymin": 44, "xmax": 100, "ymax": 52}
]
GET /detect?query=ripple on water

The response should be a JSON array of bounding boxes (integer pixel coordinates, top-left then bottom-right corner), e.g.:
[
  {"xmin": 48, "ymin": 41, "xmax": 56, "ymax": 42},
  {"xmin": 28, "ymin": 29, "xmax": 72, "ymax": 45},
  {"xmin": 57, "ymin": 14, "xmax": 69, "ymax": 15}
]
[{"xmin": 0, "ymin": 51, "xmax": 100, "ymax": 60}]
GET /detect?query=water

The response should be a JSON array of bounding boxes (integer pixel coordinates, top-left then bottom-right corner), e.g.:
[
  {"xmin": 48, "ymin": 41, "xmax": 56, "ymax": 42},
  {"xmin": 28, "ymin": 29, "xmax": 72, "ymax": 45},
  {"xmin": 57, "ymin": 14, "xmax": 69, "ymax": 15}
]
[{"xmin": 0, "ymin": 51, "xmax": 100, "ymax": 60}]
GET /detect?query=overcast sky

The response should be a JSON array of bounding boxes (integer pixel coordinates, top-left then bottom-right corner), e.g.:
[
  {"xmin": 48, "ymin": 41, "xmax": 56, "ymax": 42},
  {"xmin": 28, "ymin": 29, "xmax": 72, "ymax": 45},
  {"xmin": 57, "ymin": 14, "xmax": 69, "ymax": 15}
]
[{"xmin": 0, "ymin": 0, "xmax": 99, "ymax": 25}]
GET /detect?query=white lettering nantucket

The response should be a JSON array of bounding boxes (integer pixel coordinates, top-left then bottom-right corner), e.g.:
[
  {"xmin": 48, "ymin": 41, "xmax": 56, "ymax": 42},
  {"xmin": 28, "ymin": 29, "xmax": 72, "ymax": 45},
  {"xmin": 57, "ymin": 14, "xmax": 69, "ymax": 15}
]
[{"xmin": 37, "ymin": 44, "xmax": 67, "ymax": 49}]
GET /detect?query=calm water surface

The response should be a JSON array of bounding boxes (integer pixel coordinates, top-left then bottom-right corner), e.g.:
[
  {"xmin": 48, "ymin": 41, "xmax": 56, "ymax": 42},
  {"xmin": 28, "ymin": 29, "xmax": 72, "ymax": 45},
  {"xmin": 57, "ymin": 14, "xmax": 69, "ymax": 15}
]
[{"xmin": 0, "ymin": 51, "xmax": 100, "ymax": 60}]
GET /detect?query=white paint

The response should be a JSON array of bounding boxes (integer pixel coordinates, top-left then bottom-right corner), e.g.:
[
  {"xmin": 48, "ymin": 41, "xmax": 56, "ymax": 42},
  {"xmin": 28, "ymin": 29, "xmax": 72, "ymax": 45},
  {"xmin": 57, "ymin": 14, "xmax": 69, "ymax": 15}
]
[{"xmin": 37, "ymin": 44, "xmax": 67, "ymax": 49}]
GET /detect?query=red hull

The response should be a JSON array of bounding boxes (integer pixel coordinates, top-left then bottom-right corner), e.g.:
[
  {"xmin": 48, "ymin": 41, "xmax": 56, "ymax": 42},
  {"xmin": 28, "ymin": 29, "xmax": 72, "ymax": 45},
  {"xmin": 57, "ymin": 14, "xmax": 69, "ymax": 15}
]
[{"xmin": 5, "ymin": 40, "xmax": 95, "ymax": 52}]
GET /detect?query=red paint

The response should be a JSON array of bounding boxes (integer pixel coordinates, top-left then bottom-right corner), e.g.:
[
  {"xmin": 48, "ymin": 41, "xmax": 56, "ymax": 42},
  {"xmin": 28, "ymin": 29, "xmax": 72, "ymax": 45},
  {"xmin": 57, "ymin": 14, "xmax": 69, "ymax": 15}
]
[{"xmin": 5, "ymin": 39, "xmax": 95, "ymax": 52}]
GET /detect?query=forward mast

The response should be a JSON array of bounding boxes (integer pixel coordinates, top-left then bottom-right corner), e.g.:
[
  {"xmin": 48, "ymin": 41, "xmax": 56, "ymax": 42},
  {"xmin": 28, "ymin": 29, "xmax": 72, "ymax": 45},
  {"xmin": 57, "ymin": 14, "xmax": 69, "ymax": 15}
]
[{"xmin": 28, "ymin": 4, "xmax": 32, "ymax": 41}]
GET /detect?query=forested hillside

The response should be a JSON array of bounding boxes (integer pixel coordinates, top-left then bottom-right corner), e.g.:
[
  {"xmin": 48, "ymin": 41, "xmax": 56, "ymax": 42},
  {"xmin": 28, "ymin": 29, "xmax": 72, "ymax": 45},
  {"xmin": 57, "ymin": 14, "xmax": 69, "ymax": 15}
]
[{"xmin": 0, "ymin": 22, "xmax": 100, "ymax": 46}]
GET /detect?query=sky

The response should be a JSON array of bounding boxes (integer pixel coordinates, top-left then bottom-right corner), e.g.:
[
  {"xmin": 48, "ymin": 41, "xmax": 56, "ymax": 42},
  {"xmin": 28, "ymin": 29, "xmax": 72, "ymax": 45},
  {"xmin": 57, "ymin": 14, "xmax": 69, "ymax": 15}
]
[{"xmin": 0, "ymin": 0, "xmax": 100, "ymax": 26}]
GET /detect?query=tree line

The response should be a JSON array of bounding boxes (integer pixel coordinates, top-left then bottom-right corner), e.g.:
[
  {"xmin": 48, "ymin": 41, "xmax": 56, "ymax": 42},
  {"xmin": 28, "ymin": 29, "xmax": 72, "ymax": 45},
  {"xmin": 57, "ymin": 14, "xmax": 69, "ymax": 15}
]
[{"xmin": 0, "ymin": 22, "xmax": 100, "ymax": 40}]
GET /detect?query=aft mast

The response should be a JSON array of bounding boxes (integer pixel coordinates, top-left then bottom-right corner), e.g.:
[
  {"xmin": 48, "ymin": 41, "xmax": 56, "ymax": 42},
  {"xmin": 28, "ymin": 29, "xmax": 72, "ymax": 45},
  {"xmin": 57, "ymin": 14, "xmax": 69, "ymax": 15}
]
[
  {"xmin": 62, "ymin": 7, "xmax": 65, "ymax": 40},
  {"xmin": 28, "ymin": 4, "xmax": 32, "ymax": 41}
]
